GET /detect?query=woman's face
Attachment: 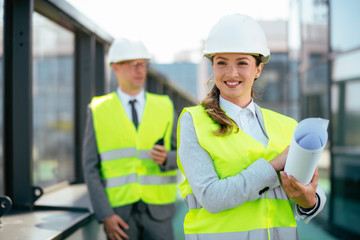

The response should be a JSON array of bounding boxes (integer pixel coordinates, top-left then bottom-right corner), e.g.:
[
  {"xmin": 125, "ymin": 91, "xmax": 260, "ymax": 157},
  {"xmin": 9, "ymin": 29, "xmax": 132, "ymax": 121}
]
[{"xmin": 213, "ymin": 53, "xmax": 263, "ymax": 107}]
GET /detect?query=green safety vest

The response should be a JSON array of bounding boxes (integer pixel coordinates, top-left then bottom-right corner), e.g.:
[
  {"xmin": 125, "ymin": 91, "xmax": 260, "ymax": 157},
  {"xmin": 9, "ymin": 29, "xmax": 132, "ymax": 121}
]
[
  {"xmin": 91, "ymin": 92, "xmax": 177, "ymax": 207},
  {"xmin": 177, "ymin": 105, "xmax": 298, "ymax": 240}
]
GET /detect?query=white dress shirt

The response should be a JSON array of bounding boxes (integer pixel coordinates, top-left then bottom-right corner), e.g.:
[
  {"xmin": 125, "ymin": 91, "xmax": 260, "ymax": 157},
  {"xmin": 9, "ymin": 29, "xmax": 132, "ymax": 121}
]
[
  {"xmin": 117, "ymin": 88, "xmax": 146, "ymax": 124},
  {"xmin": 219, "ymin": 96, "xmax": 269, "ymax": 148}
]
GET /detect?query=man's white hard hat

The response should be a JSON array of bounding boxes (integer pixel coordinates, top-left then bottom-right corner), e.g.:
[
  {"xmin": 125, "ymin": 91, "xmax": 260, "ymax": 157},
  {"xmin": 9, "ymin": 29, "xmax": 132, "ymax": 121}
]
[
  {"xmin": 203, "ymin": 13, "xmax": 270, "ymax": 64},
  {"xmin": 108, "ymin": 38, "xmax": 151, "ymax": 65}
]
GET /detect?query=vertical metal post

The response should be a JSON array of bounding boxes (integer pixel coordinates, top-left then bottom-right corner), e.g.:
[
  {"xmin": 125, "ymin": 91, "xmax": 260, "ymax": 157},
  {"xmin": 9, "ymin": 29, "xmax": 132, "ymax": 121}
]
[
  {"xmin": 4, "ymin": 0, "xmax": 35, "ymax": 208},
  {"xmin": 297, "ymin": 0, "xmax": 305, "ymax": 119},
  {"xmin": 95, "ymin": 41, "xmax": 106, "ymax": 96},
  {"xmin": 326, "ymin": 0, "xmax": 335, "ymax": 226},
  {"xmin": 74, "ymin": 34, "xmax": 96, "ymax": 183}
]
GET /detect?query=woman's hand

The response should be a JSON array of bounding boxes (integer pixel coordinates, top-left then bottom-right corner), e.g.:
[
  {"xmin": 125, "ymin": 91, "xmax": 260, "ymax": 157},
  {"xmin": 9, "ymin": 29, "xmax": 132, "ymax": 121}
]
[
  {"xmin": 280, "ymin": 168, "xmax": 319, "ymax": 209},
  {"xmin": 269, "ymin": 146, "xmax": 289, "ymax": 172}
]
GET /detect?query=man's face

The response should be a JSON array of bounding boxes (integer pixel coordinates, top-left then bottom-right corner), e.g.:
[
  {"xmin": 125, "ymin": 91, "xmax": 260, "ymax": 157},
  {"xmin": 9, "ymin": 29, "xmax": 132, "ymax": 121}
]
[{"xmin": 113, "ymin": 59, "xmax": 148, "ymax": 95}]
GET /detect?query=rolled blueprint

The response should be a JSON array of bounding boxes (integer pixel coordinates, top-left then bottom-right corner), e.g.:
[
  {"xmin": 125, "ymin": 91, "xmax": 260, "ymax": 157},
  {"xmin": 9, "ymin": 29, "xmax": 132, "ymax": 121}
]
[{"xmin": 284, "ymin": 118, "xmax": 329, "ymax": 185}]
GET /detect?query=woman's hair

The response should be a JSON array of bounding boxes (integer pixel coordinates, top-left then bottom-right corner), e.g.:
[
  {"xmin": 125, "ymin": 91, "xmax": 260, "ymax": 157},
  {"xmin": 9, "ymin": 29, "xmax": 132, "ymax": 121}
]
[{"xmin": 201, "ymin": 55, "xmax": 262, "ymax": 136}]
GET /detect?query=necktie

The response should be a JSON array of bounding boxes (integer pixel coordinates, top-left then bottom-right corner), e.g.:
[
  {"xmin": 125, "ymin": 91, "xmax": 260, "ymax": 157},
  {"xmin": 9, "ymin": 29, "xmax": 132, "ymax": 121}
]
[{"xmin": 129, "ymin": 99, "xmax": 138, "ymax": 128}]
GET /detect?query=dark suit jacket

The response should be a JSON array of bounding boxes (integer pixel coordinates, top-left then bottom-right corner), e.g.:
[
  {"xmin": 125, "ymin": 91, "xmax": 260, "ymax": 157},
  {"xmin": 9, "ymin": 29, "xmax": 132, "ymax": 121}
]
[{"xmin": 82, "ymin": 104, "xmax": 178, "ymax": 222}]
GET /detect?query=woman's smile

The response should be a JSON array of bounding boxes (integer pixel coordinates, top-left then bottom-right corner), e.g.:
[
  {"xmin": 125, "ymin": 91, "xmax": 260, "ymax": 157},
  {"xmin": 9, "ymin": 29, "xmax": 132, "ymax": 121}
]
[{"xmin": 224, "ymin": 80, "xmax": 242, "ymax": 87}]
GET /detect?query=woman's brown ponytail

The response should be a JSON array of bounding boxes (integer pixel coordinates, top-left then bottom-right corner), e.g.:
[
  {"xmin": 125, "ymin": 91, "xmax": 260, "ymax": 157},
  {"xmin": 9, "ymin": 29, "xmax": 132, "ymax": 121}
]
[{"xmin": 201, "ymin": 84, "xmax": 239, "ymax": 135}]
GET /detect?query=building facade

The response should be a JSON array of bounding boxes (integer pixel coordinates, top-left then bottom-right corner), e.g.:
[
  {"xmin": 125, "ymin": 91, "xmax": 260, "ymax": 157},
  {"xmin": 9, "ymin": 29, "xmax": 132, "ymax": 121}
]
[{"xmin": 289, "ymin": 0, "xmax": 360, "ymax": 238}]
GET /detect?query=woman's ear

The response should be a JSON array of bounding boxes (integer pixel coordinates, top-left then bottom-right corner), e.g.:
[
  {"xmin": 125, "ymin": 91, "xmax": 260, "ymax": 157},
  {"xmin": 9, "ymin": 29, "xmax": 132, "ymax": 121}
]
[{"xmin": 255, "ymin": 62, "xmax": 264, "ymax": 78}]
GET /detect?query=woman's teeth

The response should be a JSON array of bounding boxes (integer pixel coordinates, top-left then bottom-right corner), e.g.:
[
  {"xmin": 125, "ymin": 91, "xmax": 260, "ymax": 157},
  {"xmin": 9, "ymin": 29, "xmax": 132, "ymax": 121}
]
[{"xmin": 226, "ymin": 81, "xmax": 240, "ymax": 86}]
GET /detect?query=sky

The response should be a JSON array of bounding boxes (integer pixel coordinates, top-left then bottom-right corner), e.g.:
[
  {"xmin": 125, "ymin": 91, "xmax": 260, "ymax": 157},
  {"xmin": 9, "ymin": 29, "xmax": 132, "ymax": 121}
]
[{"xmin": 66, "ymin": 0, "xmax": 289, "ymax": 63}]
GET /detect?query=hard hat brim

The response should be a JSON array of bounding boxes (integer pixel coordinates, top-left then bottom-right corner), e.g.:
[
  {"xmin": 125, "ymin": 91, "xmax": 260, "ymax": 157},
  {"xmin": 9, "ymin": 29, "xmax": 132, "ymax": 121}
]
[{"xmin": 203, "ymin": 51, "xmax": 270, "ymax": 64}]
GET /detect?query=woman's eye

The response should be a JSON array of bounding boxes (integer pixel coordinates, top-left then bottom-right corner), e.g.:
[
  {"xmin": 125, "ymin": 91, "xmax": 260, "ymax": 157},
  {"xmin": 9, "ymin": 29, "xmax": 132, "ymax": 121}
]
[
  {"xmin": 216, "ymin": 61, "xmax": 226, "ymax": 65},
  {"xmin": 238, "ymin": 61, "xmax": 248, "ymax": 66}
]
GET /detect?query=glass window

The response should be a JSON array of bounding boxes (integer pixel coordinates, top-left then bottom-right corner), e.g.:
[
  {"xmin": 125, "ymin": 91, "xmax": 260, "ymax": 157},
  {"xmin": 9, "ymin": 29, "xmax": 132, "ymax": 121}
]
[
  {"xmin": 256, "ymin": 53, "xmax": 288, "ymax": 102},
  {"xmin": 301, "ymin": 62, "xmax": 330, "ymax": 120},
  {"xmin": 300, "ymin": 0, "xmax": 328, "ymax": 46},
  {"xmin": 257, "ymin": 69, "xmax": 281, "ymax": 101},
  {"xmin": 288, "ymin": 0, "xmax": 301, "ymax": 60},
  {"xmin": 305, "ymin": 94, "xmax": 328, "ymax": 118},
  {"xmin": 330, "ymin": 0, "xmax": 360, "ymax": 52},
  {"xmin": 32, "ymin": 13, "xmax": 75, "ymax": 188},
  {"xmin": 0, "ymin": 0, "xmax": 4, "ymax": 195},
  {"xmin": 301, "ymin": 0, "xmax": 328, "ymax": 25},
  {"xmin": 303, "ymin": 62, "xmax": 329, "ymax": 94},
  {"xmin": 333, "ymin": 50, "xmax": 360, "ymax": 82},
  {"xmin": 331, "ymin": 84, "xmax": 340, "ymax": 144},
  {"xmin": 333, "ymin": 154, "xmax": 360, "ymax": 235},
  {"xmin": 345, "ymin": 81, "xmax": 360, "ymax": 146}
]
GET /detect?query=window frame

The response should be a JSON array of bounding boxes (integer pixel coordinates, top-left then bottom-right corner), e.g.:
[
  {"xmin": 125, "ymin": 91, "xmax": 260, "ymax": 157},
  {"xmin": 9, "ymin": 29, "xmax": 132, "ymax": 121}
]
[{"xmin": 3, "ymin": 0, "xmax": 112, "ymax": 208}]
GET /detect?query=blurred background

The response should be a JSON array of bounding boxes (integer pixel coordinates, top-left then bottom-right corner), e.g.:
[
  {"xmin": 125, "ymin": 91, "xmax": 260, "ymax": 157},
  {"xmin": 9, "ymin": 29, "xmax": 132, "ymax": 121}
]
[{"xmin": 0, "ymin": 0, "xmax": 359, "ymax": 239}]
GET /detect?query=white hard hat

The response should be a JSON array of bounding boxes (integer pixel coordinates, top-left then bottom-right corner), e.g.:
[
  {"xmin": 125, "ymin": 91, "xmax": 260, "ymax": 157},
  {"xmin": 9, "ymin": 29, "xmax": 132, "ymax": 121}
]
[
  {"xmin": 203, "ymin": 13, "xmax": 270, "ymax": 64},
  {"xmin": 108, "ymin": 38, "xmax": 151, "ymax": 65}
]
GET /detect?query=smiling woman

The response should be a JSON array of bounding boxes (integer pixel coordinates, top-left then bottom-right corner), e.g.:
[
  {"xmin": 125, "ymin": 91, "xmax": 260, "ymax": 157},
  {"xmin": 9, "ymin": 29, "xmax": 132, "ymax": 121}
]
[{"xmin": 177, "ymin": 13, "xmax": 326, "ymax": 240}]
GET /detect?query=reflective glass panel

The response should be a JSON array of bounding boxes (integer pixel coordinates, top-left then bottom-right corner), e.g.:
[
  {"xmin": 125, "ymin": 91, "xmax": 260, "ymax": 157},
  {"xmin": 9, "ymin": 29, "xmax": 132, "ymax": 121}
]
[
  {"xmin": 333, "ymin": 50, "xmax": 360, "ymax": 82},
  {"xmin": 331, "ymin": 84, "xmax": 340, "ymax": 144},
  {"xmin": 345, "ymin": 81, "xmax": 360, "ymax": 146},
  {"xmin": 33, "ymin": 13, "xmax": 75, "ymax": 188},
  {"xmin": 301, "ymin": 62, "xmax": 330, "ymax": 119},
  {"xmin": 333, "ymin": 154, "xmax": 360, "ymax": 235},
  {"xmin": 331, "ymin": 0, "xmax": 360, "ymax": 52},
  {"xmin": 300, "ymin": 0, "xmax": 328, "ymax": 47}
]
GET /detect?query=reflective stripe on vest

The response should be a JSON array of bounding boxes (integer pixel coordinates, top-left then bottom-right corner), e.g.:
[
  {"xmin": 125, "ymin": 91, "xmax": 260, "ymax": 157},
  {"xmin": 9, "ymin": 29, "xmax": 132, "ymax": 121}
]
[
  {"xmin": 185, "ymin": 227, "xmax": 298, "ymax": 240},
  {"xmin": 100, "ymin": 148, "xmax": 151, "ymax": 161},
  {"xmin": 105, "ymin": 174, "xmax": 177, "ymax": 188},
  {"xmin": 177, "ymin": 106, "xmax": 298, "ymax": 238},
  {"xmin": 105, "ymin": 173, "xmax": 138, "ymax": 188},
  {"xmin": 138, "ymin": 150, "xmax": 150, "ymax": 160},
  {"xmin": 91, "ymin": 92, "xmax": 177, "ymax": 207},
  {"xmin": 185, "ymin": 186, "xmax": 288, "ymax": 210},
  {"xmin": 100, "ymin": 148, "xmax": 137, "ymax": 161},
  {"xmin": 140, "ymin": 175, "xmax": 177, "ymax": 185}
]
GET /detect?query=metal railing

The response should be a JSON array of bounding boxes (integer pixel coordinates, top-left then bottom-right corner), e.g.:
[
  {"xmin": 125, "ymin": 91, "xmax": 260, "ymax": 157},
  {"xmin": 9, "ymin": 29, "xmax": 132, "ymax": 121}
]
[{"xmin": 146, "ymin": 68, "xmax": 198, "ymax": 116}]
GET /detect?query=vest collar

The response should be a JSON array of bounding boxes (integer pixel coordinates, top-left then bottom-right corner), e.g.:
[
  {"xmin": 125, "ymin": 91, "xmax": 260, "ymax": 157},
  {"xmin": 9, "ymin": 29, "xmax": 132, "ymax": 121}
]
[{"xmin": 254, "ymin": 103, "xmax": 269, "ymax": 139}]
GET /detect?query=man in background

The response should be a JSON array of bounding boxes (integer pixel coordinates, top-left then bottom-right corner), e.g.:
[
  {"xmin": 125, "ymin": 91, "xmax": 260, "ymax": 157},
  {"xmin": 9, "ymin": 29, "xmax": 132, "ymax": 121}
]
[{"xmin": 83, "ymin": 38, "xmax": 177, "ymax": 240}]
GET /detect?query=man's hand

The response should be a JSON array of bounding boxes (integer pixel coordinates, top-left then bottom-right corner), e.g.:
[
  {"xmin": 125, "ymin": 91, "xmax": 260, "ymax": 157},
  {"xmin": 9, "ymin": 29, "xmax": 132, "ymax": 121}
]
[
  {"xmin": 103, "ymin": 214, "xmax": 130, "ymax": 240},
  {"xmin": 280, "ymin": 168, "xmax": 319, "ymax": 209},
  {"xmin": 149, "ymin": 145, "xmax": 168, "ymax": 165}
]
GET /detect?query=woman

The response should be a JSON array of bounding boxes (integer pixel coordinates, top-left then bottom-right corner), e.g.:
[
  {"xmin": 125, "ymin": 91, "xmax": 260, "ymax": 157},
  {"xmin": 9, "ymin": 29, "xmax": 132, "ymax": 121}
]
[{"xmin": 177, "ymin": 13, "xmax": 326, "ymax": 240}]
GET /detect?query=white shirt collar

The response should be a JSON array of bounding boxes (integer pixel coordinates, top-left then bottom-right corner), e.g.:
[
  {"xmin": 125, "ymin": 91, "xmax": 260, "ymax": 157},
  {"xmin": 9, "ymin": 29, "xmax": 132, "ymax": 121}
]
[
  {"xmin": 219, "ymin": 95, "xmax": 256, "ymax": 120},
  {"xmin": 219, "ymin": 96, "xmax": 268, "ymax": 148},
  {"xmin": 117, "ymin": 88, "xmax": 145, "ymax": 106}
]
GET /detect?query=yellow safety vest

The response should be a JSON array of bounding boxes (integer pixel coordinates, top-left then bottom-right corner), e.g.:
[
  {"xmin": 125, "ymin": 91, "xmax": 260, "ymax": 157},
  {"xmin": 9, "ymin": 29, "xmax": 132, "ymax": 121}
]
[
  {"xmin": 177, "ymin": 105, "xmax": 298, "ymax": 240},
  {"xmin": 91, "ymin": 92, "xmax": 177, "ymax": 207}
]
